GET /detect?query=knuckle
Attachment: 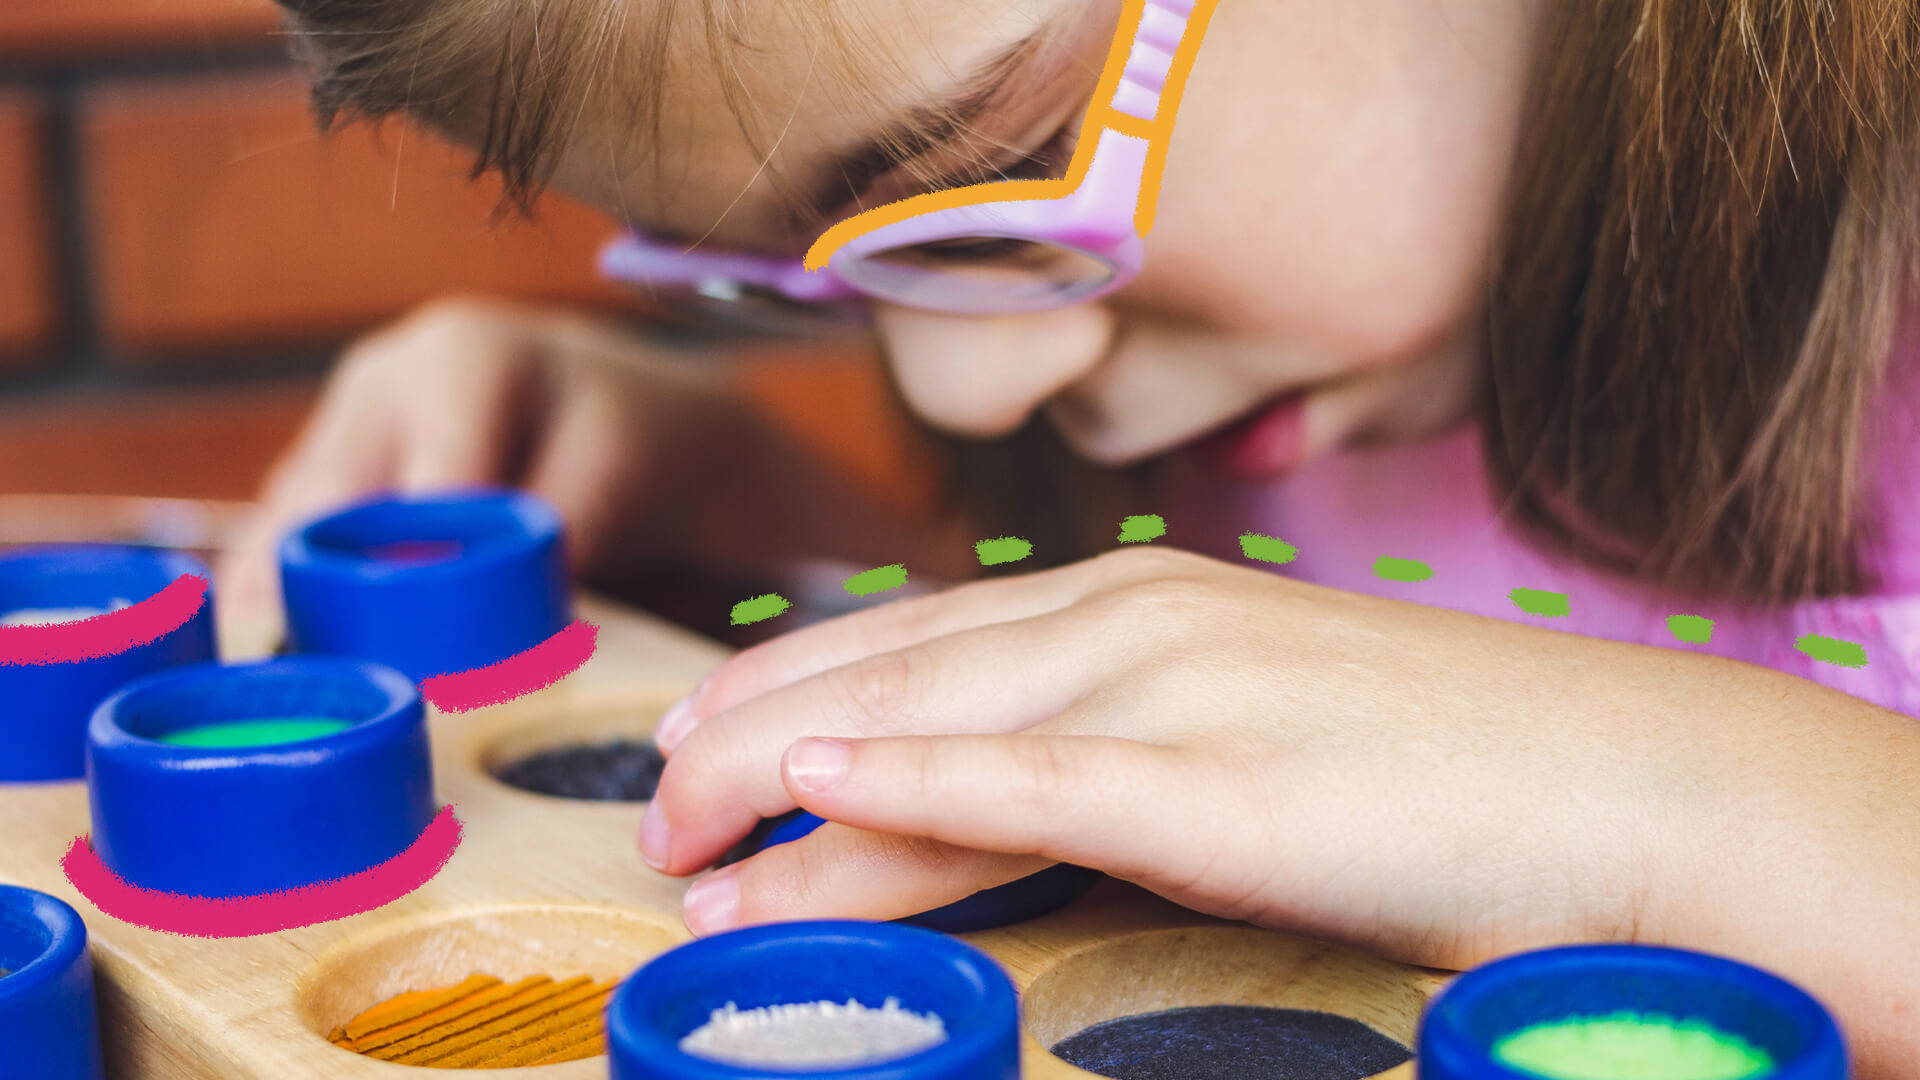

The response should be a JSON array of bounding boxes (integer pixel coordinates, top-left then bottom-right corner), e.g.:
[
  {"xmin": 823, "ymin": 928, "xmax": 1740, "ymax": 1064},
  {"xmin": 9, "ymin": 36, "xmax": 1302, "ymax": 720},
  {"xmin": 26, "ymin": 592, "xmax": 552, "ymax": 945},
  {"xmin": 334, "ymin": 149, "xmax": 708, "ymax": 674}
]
[
  {"xmin": 672, "ymin": 713, "xmax": 739, "ymax": 791},
  {"xmin": 1093, "ymin": 575, "xmax": 1209, "ymax": 624},
  {"xmin": 784, "ymin": 832, "xmax": 833, "ymax": 905},
  {"xmin": 1094, "ymin": 543, "xmax": 1200, "ymax": 576},
  {"xmin": 826, "ymin": 650, "xmax": 922, "ymax": 730},
  {"xmin": 408, "ymin": 294, "xmax": 501, "ymax": 330},
  {"xmin": 387, "ymin": 298, "xmax": 516, "ymax": 356},
  {"xmin": 1012, "ymin": 738, "xmax": 1072, "ymax": 821}
]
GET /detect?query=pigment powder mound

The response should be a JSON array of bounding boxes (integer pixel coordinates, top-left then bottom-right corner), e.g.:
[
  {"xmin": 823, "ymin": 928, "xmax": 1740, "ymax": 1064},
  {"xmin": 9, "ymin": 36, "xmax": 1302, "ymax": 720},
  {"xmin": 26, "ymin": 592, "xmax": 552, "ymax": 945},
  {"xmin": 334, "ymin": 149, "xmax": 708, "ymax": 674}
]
[
  {"xmin": 1492, "ymin": 1012, "xmax": 1776, "ymax": 1080},
  {"xmin": 492, "ymin": 741, "xmax": 667, "ymax": 802},
  {"xmin": 327, "ymin": 973, "xmax": 618, "ymax": 1068},
  {"xmin": 680, "ymin": 999, "xmax": 948, "ymax": 1067},
  {"xmin": 1051, "ymin": 1005, "xmax": 1413, "ymax": 1080}
]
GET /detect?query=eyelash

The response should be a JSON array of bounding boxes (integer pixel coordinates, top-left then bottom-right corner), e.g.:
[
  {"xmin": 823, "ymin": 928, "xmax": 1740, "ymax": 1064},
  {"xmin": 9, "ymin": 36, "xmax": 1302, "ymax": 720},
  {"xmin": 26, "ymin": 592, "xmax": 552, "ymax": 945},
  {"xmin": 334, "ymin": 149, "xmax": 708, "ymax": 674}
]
[
  {"xmin": 1001, "ymin": 123, "xmax": 1079, "ymax": 181},
  {"xmin": 929, "ymin": 121, "xmax": 1080, "ymax": 194}
]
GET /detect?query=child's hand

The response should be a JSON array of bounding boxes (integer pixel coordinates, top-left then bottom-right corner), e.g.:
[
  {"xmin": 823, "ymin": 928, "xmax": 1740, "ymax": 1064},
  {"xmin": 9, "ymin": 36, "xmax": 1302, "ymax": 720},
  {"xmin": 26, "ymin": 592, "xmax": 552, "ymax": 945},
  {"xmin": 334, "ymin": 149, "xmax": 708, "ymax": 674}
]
[
  {"xmin": 643, "ymin": 545, "xmax": 1734, "ymax": 970},
  {"xmin": 217, "ymin": 297, "xmax": 754, "ymax": 641}
]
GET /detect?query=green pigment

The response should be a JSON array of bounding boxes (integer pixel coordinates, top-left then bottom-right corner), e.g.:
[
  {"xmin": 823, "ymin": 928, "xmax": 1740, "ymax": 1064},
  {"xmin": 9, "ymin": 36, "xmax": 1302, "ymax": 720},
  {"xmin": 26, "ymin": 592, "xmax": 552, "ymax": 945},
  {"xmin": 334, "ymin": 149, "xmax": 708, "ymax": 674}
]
[
  {"xmin": 159, "ymin": 718, "xmax": 354, "ymax": 748},
  {"xmin": 1493, "ymin": 1012, "xmax": 1774, "ymax": 1080}
]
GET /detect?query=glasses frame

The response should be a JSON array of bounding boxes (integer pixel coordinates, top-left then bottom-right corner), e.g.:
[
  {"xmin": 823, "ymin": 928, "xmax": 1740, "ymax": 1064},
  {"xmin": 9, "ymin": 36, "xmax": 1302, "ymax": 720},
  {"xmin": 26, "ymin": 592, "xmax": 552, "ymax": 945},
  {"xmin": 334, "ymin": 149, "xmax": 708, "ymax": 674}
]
[{"xmin": 598, "ymin": 0, "xmax": 1218, "ymax": 320}]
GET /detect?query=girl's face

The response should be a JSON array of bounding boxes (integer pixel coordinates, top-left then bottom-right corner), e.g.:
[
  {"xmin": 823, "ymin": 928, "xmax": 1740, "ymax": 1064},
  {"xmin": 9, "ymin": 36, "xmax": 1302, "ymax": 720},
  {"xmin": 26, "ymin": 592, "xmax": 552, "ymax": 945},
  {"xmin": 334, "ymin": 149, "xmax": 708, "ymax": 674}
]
[{"xmin": 540, "ymin": 0, "xmax": 1544, "ymax": 481}]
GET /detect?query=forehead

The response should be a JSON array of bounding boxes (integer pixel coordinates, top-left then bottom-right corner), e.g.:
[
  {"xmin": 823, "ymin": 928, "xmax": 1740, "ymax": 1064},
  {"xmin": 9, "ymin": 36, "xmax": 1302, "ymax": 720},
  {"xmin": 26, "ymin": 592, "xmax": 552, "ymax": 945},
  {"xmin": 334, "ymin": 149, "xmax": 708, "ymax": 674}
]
[{"xmin": 547, "ymin": 0, "xmax": 1078, "ymax": 252}]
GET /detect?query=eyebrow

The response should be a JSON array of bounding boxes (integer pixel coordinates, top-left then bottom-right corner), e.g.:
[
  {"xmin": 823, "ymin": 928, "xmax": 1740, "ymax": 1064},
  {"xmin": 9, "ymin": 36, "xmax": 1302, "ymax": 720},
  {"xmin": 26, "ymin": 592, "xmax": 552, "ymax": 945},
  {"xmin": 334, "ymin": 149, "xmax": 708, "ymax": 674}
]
[{"xmin": 790, "ymin": 20, "xmax": 1068, "ymax": 232}]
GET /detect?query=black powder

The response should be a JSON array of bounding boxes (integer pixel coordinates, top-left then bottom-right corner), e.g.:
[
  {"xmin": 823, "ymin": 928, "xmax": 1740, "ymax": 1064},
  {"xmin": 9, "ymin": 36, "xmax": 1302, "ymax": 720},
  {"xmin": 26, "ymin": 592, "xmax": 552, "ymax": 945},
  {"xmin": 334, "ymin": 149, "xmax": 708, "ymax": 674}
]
[
  {"xmin": 492, "ymin": 740, "xmax": 666, "ymax": 802},
  {"xmin": 1051, "ymin": 1005, "xmax": 1412, "ymax": 1080}
]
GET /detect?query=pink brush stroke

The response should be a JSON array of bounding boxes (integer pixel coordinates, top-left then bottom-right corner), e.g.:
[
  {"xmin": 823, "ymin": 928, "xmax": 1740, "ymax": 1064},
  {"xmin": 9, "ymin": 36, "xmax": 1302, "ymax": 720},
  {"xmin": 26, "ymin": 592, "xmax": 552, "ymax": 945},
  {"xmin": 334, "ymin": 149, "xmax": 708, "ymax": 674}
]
[
  {"xmin": 418, "ymin": 619, "xmax": 598, "ymax": 713},
  {"xmin": 60, "ymin": 806, "xmax": 464, "ymax": 938},
  {"xmin": 0, "ymin": 573, "xmax": 208, "ymax": 666}
]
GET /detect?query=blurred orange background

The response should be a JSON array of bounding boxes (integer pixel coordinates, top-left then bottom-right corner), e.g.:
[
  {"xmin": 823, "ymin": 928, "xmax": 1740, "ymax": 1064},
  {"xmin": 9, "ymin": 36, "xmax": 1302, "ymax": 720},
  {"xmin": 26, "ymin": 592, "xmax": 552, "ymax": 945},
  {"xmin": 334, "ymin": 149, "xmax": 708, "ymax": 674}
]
[{"xmin": 0, "ymin": 0, "xmax": 927, "ymax": 566}]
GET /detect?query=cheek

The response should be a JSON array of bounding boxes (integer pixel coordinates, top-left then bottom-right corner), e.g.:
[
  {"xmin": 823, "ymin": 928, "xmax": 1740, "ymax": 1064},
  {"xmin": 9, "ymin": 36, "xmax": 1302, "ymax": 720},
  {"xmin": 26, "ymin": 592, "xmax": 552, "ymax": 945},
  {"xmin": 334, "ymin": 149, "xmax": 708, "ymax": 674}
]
[
  {"xmin": 1135, "ymin": 3, "xmax": 1529, "ymax": 373},
  {"xmin": 1145, "ymin": 167, "xmax": 1493, "ymax": 371}
]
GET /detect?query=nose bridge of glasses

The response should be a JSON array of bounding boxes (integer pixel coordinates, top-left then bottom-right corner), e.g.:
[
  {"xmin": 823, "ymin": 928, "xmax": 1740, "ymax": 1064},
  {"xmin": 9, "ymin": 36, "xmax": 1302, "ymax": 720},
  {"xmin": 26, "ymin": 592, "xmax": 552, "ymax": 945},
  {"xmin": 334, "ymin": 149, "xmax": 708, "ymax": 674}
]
[{"xmin": 1111, "ymin": 0, "xmax": 1198, "ymax": 124}]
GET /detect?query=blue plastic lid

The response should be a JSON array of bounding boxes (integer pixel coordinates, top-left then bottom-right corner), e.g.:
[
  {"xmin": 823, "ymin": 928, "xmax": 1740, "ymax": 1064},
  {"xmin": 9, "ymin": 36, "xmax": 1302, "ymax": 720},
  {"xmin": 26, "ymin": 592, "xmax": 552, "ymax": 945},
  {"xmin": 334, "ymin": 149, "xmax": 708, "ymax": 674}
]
[
  {"xmin": 0, "ymin": 885, "xmax": 106, "ymax": 1080},
  {"xmin": 607, "ymin": 920, "xmax": 1020, "ymax": 1080},
  {"xmin": 85, "ymin": 656, "xmax": 436, "ymax": 897},
  {"xmin": 752, "ymin": 812, "xmax": 1098, "ymax": 933},
  {"xmin": 279, "ymin": 488, "xmax": 570, "ymax": 681},
  {"xmin": 1419, "ymin": 943, "xmax": 1848, "ymax": 1080},
  {"xmin": 0, "ymin": 545, "xmax": 217, "ymax": 782}
]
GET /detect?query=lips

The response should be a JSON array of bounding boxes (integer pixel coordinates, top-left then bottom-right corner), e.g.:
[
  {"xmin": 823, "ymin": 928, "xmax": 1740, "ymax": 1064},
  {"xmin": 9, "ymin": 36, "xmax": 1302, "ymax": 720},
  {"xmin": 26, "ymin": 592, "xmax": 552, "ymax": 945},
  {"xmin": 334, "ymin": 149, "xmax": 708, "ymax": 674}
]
[{"xmin": 1184, "ymin": 393, "xmax": 1308, "ymax": 483}]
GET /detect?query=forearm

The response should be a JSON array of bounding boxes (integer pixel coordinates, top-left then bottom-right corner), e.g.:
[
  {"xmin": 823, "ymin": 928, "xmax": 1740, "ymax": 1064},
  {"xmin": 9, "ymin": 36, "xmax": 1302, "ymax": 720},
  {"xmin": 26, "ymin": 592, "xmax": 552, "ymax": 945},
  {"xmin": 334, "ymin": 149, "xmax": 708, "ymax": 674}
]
[{"xmin": 1635, "ymin": 659, "xmax": 1920, "ymax": 1078}]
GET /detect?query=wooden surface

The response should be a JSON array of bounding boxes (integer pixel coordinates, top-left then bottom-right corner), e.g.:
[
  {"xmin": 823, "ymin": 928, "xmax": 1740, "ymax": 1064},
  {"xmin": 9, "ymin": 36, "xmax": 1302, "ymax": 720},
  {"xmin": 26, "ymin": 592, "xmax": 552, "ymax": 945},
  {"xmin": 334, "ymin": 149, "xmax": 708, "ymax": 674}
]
[{"xmin": 0, "ymin": 591, "xmax": 1449, "ymax": 1078}]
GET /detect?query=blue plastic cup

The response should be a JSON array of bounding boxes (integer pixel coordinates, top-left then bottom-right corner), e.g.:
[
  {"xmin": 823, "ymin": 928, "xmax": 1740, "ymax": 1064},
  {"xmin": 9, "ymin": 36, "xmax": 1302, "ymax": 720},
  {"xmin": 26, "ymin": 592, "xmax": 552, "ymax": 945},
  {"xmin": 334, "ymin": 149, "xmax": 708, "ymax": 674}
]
[
  {"xmin": 0, "ymin": 545, "xmax": 216, "ymax": 782},
  {"xmin": 1419, "ymin": 943, "xmax": 1848, "ymax": 1079},
  {"xmin": 85, "ymin": 656, "xmax": 435, "ymax": 897},
  {"xmin": 608, "ymin": 920, "xmax": 1020, "ymax": 1080},
  {"xmin": 279, "ymin": 488, "xmax": 570, "ymax": 682},
  {"xmin": 0, "ymin": 885, "xmax": 106, "ymax": 1080}
]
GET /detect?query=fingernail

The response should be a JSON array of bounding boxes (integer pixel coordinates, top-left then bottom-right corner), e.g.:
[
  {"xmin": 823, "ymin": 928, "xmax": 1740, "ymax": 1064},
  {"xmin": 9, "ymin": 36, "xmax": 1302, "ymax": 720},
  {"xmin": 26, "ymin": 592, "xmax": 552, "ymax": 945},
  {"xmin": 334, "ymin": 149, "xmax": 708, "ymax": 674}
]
[
  {"xmin": 639, "ymin": 804, "xmax": 671, "ymax": 871},
  {"xmin": 786, "ymin": 738, "xmax": 852, "ymax": 795},
  {"xmin": 654, "ymin": 697, "xmax": 698, "ymax": 754},
  {"xmin": 683, "ymin": 872, "xmax": 739, "ymax": 936}
]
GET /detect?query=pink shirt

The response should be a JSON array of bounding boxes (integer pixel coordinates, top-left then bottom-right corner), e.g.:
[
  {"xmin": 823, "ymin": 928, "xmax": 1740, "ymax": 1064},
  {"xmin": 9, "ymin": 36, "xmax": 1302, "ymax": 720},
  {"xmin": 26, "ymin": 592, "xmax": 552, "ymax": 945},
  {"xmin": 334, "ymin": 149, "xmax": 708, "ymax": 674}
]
[{"xmin": 1161, "ymin": 319, "xmax": 1920, "ymax": 718}]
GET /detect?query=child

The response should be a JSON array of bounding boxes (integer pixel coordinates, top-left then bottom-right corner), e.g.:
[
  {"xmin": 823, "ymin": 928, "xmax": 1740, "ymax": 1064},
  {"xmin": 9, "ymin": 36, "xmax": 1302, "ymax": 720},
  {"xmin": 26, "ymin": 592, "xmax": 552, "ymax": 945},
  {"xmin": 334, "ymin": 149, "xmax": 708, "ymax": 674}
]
[{"xmin": 231, "ymin": 1, "xmax": 1920, "ymax": 1072}]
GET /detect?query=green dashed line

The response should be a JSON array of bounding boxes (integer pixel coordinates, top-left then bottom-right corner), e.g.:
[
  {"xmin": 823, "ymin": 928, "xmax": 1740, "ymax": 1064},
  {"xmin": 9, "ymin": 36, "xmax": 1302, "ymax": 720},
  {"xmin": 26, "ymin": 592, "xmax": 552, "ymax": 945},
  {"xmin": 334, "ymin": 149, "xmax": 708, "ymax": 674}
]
[
  {"xmin": 1668, "ymin": 615, "xmax": 1715, "ymax": 644},
  {"xmin": 1118, "ymin": 515, "xmax": 1166, "ymax": 543},
  {"xmin": 1797, "ymin": 634, "xmax": 1868, "ymax": 668},
  {"xmin": 1510, "ymin": 588, "xmax": 1571, "ymax": 618},
  {"xmin": 975, "ymin": 537, "xmax": 1033, "ymax": 566},
  {"xmin": 843, "ymin": 564, "xmax": 908, "ymax": 597},
  {"xmin": 725, "ymin": 520, "xmax": 1870, "ymax": 668},
  {"xmin": 1373, "ymin": 556, "xmax": 1434, "ymax": 583},
  {"xmin": 1239, "ymin": 533, "xmax": 1297, "ymax": 565},
  {"xmin": 730, "ymin": 593, "xmax": 792, "ymax": 626}
]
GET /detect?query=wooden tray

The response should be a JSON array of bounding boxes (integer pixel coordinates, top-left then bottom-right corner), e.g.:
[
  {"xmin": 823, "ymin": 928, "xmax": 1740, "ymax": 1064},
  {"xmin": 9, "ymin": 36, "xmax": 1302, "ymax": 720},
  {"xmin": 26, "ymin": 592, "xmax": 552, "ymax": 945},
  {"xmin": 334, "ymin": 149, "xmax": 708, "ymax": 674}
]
[{"xmin": 0, "ymin": 593, "xmax": 1447, "ymax": 1078}]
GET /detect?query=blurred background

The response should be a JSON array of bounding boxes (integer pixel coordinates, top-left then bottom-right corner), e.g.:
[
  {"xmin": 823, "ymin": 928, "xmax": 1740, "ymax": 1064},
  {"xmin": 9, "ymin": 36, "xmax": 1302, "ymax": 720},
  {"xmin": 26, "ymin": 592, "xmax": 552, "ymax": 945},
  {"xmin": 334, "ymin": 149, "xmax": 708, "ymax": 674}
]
[{"xmin": 0, "ymin": 0, "xmax": 936, "ymax": 642}]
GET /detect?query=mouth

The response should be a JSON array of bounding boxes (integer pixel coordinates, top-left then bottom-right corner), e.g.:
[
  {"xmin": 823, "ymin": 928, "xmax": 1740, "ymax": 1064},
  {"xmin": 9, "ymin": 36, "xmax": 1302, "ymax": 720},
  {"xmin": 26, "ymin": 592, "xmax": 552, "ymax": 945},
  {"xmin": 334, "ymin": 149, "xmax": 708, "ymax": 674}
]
[{"xmin": 1180, "ymin": 392, "xmax": 1310, "ymax": 483}]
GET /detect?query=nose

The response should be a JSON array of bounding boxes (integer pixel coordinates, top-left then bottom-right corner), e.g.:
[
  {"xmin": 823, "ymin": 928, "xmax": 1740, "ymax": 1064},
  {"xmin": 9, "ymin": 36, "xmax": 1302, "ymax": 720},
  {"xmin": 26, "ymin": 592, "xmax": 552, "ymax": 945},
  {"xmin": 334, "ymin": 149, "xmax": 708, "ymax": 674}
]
[{"xmin": 870, "ymin": 301, "xmax": 1114, "ymax": 438}]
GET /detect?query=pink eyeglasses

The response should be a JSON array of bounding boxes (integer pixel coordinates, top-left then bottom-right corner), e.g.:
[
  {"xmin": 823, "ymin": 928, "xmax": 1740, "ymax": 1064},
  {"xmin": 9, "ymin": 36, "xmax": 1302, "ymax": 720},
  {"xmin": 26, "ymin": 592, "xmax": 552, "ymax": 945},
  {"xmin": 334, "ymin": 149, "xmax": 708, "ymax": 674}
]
[{"xmin": 599, "ymin": 0, "xmax": 1217, "ymax": 332}]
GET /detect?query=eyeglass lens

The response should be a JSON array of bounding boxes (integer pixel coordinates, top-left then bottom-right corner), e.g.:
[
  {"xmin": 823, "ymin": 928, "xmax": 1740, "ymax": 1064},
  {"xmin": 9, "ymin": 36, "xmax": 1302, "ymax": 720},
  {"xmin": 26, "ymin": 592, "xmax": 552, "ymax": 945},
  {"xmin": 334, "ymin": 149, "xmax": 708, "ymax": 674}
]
[{"xmin": 837, "ymin": 235, "xmax": 1115, "ymax": 315}]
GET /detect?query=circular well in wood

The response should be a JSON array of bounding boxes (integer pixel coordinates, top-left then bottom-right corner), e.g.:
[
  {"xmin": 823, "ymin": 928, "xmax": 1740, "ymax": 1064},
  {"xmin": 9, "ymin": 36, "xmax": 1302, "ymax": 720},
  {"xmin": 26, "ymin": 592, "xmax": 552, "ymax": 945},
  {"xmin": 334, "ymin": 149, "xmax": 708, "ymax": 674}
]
[
  {"xmin": 476, "ymin": 689, "xmax": 689, "ymax": 803},
  {"xmin": 293, "ymin": 903, "xmax": 683, "ymax": 1049},
  {"xmin": 1021, "ymin": 926, "xmax": 1430, "ymax": 1075}
]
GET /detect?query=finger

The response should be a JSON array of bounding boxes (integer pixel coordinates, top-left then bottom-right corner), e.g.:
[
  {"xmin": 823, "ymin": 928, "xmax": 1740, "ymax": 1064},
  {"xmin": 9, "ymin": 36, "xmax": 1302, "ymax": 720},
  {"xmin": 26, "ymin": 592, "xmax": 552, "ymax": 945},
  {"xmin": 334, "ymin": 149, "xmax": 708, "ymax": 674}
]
[
  {"xmin": 641, "ymin": 603, "xmax": 1142, "ymax": 876},
  {"xmin": 215, "ymin": 394, "xmax": 401, "ymax": 640},
  {"xmin": 521, "ymin": 380, "xmax": 647, "ymax": 576},
  {"xmin": 393, "ymin": 353, "xmax": 533, "ymax": 493},
  {"xmin": 664, "ymin": 546, "xmax": 1205, "ymax": 752},
  {"xmin": 781, "ymin": 732, "xmax": 1198, "ymax": 886},
  {"xmin": 677, "ymin": 823, "xmax": 1052, "ymax": 935}
]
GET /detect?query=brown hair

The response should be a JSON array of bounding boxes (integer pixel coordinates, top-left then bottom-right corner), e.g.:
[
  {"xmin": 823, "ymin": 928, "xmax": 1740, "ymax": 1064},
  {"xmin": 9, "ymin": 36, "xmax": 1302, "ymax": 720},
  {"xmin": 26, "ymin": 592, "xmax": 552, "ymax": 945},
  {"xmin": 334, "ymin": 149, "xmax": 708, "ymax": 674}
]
[
  {"xmin": 1487, "ymin": 1, "xmax": 1920, "ymax": 603},
  {"xmin": 273, "ymin": 0, "xmax": 661, "ymax": 213},
  {"xmin": 271, "ymin": 0, "xmax": 1920, "ymax": 603}
]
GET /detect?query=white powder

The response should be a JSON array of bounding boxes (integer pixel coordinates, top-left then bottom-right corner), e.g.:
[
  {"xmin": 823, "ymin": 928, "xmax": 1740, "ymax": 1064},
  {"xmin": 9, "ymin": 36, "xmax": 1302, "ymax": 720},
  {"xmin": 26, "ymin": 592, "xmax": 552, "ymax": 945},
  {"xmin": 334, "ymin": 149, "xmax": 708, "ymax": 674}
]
[
  {"xmin": 679, "ymin": 997, "xmax": 947, "ymax": 1066},
  {"xmin": 0, "ymin": 598, "xmax": 130, "ymax": 627}
]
